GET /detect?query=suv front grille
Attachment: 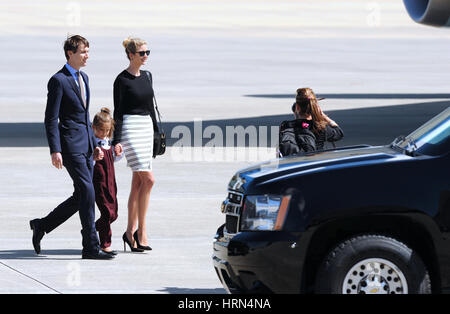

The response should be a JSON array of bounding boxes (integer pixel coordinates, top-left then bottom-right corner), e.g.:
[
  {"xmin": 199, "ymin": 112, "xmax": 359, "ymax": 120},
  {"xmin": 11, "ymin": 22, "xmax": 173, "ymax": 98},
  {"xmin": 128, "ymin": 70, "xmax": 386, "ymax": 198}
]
[
  {"xmin": 225, "ymin": 215, "xmax": 238, "ymax": 234},
  {"xmin": 223, "ymin": 190, "xmax": 244, "ymax": 235}
]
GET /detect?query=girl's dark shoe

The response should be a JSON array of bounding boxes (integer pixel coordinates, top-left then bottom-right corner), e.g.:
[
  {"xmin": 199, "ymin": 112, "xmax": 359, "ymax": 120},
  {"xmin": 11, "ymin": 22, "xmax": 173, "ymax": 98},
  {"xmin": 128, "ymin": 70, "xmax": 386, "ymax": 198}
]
[
  {"xmin": 122, "ymin": 232, "xmax": 144, "ymax": 252},
  {"xmin": 133, "ymin": 231, "xmax": 152, "ymax": 251}
]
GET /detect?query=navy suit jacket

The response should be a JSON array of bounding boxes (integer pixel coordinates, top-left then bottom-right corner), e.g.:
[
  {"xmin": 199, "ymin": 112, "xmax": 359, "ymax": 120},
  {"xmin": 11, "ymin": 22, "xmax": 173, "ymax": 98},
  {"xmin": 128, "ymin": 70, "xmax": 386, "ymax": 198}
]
[{"xmin": 44, "ymin": 66, "xmax": 96, "ymax": 155}]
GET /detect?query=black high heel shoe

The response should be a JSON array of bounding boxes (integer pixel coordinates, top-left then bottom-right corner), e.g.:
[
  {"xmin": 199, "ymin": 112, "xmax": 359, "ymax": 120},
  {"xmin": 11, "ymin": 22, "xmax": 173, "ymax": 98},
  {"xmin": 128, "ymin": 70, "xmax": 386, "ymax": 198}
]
[
  {"xmin": 134, "ymin": 231, "xmax": 152, "ymax": 251},
  {"xmin": 122, "ymin": 232, "xmax": 144, "ymax": 252}
]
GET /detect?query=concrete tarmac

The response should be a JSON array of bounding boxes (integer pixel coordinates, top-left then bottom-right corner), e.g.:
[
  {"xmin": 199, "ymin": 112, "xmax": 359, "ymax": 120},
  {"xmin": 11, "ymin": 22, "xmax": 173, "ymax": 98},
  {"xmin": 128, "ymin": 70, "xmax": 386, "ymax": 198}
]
[
  {"xmin": 0, "ymin": 0, "xmax": 449, "ymax": 294},
  {"xmin": 1, "ymin": 147, "xmax": 259, "ymax": 293}
]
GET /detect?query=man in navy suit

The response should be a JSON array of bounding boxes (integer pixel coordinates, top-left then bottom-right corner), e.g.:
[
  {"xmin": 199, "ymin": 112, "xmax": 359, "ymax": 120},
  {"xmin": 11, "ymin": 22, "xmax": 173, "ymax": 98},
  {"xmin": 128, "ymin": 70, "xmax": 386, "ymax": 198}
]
[{"xmin": 30, "ymin": 35, "xmax": 114, "ymax": 260}]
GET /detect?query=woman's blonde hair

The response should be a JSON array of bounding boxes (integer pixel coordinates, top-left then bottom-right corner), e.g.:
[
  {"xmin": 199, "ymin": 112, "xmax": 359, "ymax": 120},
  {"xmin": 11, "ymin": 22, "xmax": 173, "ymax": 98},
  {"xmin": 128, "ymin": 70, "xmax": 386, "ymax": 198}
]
[
  {"xmin": 295, "ymin": 88, "xmax": 328, "ymax": 132},
  {"xmin": 123, "ymin": 36, "xmax": 147, "ymax": 60},
  {"xmin": 93, "ymin": 107, "xmax": 115, "ymax": 137}
]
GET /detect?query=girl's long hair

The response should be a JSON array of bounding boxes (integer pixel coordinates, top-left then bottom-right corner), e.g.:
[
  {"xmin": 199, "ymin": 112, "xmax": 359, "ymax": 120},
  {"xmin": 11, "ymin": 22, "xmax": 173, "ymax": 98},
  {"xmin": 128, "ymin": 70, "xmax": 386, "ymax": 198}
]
[{"xmin": 295, "ymin": 88, "xmax": 327, "ymax": 133}]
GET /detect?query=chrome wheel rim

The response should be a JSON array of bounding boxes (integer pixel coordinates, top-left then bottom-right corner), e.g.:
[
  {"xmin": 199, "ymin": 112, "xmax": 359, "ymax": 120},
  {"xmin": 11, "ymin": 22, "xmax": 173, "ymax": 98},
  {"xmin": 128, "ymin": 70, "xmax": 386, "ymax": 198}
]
[{"xmin": 342, "ymin": 258, "xmax": 408, "ymax": 294}]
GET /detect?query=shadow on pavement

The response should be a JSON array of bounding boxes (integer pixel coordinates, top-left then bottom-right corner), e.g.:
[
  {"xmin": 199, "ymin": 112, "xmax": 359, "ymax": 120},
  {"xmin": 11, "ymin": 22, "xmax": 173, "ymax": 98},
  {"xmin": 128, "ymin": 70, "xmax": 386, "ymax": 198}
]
[
  {"xmin": 0, "ymin": 249, "xmax": 81, "ymax": 260},
  {"xmin": 1, "ymin": 98, "xmax": 449, "ymax": 148},
  {"xmin": 245, "ymin": 93, "xmax": 450, "ymax": 99}
]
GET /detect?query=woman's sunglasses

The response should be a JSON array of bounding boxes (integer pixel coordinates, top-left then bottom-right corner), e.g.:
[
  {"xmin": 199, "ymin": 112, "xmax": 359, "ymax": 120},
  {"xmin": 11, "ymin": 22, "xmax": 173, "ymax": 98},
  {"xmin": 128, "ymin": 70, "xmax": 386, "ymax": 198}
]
[{"xmin": 136, "ymin": 50, "xmax": 151, "ymax": 57}]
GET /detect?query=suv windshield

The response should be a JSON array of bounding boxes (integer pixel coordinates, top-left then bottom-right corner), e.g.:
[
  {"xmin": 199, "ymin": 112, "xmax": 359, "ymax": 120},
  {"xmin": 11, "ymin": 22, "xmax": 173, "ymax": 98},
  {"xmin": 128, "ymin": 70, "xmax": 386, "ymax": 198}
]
[{"xmin": 392, "ymin": 107, "xmax": 450, "ymax": 156}]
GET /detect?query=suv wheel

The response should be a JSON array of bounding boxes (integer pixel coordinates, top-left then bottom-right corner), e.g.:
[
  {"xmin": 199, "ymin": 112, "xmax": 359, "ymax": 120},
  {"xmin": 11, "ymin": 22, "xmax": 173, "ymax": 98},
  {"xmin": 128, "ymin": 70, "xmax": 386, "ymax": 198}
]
[{"xmin": 314, "ymin": 235, "xmax": 431, "ymax": 294}]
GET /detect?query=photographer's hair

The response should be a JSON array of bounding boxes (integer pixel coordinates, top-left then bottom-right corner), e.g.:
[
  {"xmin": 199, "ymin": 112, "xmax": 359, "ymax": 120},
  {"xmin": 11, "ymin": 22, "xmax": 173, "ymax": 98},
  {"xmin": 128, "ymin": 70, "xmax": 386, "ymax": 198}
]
[
  {"xmin": 64, "ymin": 35, "xmax": 89, "ymax": 61},
  {"xmin": 295, "ymin": 88, "xmax": 328, "ymax": 132},
  {"xmin": 123, "ymin": 37, "xmax": 147, "ymax": 60},
  {"xmin": 93, "ymin": 107, "xmax": 115, "ymax": 138}
]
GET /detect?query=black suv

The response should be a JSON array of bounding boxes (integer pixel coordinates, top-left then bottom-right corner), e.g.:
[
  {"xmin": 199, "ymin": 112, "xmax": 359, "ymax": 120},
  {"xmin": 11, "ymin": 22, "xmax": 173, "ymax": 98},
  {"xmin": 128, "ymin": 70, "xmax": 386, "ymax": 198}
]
[{"xmin": 213, "ymin": 107, "xmax": 450, "ymax": 294}]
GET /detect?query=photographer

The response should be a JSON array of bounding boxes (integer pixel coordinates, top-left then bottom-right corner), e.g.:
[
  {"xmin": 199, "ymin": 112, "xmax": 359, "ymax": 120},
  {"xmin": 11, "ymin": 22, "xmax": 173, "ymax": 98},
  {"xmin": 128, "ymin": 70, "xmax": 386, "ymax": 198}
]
[
  {"xmin": 279, "ymin": 88, "xmax": 343, "ymax": 157},
  {"xmin": 293, "ymin": 88, "xmax": 344, "ymax": 150}
]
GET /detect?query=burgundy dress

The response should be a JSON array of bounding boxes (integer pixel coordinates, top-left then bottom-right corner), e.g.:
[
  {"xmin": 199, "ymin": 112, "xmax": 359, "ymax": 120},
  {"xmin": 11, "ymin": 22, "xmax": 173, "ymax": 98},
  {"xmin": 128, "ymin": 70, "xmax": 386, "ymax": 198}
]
[{"xmin": 93, "ymin": 139, "xmax": 119, "ymax": 249}]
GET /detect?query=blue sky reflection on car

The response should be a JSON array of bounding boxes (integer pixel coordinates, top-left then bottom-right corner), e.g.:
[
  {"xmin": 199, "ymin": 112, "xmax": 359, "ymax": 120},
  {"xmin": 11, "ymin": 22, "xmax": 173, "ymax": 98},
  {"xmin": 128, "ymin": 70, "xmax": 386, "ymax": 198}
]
[{"xmin": 393, "ymin": 107, "xmax": 450, "ymax": 156}]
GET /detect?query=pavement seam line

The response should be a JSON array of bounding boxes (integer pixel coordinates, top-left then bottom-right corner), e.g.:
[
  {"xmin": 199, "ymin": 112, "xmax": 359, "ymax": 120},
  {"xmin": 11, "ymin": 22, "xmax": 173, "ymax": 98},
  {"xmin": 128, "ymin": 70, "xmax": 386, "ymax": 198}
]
[{"xmin": 0, "ymin": 261, "xmax": 62, "ymax": 294}]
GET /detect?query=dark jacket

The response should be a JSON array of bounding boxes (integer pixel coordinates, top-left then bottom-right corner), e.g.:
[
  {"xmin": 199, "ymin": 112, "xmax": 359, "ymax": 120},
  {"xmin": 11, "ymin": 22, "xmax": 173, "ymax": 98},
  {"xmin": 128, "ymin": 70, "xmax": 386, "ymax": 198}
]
[
  {"xmin": 279, "ymin": 119, "xmax": 344, "ymax": 157},
  {"xmin": 279, "ymin": 119, "xmax": 317, "ymax": 157},
  {"xmin": 44, "ymin": 66, "xmax": 96, "ymax": 154},
  {"xmin": 312, "ymin": 121, "xmax": 344, "ymax": 150}
]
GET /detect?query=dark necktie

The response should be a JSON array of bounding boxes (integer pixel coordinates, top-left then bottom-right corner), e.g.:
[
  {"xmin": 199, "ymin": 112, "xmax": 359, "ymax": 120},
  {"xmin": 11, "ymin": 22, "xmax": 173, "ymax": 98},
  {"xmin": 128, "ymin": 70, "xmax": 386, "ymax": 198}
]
[{"xmin": 76, "ymin": 71, "xmax": 86, "ymax": 107}]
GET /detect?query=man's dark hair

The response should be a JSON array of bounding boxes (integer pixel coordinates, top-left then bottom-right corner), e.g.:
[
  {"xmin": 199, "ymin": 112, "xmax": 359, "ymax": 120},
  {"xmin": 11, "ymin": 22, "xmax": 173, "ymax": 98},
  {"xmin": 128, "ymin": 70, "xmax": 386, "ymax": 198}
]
[{"xmin": 64, "ymin": 35, "xmax": 89, "ymax": 60}]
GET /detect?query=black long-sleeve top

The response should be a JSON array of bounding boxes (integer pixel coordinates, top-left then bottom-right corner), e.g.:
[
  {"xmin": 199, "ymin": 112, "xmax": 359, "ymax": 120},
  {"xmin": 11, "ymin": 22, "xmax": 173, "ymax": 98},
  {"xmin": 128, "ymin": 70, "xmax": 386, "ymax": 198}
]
[
  {"xmin": 296, "ymin": 118, "xmax": 344, "ymax": 150},
  {"xmin": 112, "ymin": 70, "xmax": 158, "ymax": 145}
]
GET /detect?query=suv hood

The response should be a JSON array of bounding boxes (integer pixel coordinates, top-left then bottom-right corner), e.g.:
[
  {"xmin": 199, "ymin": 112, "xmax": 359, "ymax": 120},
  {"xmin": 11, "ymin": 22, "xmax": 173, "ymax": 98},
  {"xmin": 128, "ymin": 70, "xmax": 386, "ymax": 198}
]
[{"xmin": 228, "ymin": 145, "xmax": 406, "ymax": 192}]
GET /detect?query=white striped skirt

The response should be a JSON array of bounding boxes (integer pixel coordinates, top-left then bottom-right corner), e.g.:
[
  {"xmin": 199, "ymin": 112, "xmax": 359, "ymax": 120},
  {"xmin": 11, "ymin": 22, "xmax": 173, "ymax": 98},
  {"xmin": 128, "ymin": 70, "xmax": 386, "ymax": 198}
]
[{"xmin": 121, "ymin": 114, "xmax": 154, "ymax": 172}]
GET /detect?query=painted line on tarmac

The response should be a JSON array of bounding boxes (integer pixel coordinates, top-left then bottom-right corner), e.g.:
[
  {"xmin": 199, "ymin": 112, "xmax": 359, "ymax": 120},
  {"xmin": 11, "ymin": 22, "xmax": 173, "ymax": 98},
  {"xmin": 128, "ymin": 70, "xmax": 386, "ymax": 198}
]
[{"xmin": 0, "ymin": 261, "xmax": 62, "ymax": 294}]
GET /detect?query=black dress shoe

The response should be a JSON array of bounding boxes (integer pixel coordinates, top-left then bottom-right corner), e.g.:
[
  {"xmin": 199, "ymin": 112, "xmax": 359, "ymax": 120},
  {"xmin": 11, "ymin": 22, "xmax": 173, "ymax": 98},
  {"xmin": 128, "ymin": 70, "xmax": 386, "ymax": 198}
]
[
  {"xmin": 30, "ymin": 219, "xmax": 45, "ymax": 255},
  {"xmin": 102, "ymin": 249, "xmax": 118, "ymax": 256},
  {"xmin": 134, "ymin": 231, "xmax": 152, "ymax": 251},
  {"xmin": 82, "ymin": 250, "xmax": 115, "ymax": 260}
]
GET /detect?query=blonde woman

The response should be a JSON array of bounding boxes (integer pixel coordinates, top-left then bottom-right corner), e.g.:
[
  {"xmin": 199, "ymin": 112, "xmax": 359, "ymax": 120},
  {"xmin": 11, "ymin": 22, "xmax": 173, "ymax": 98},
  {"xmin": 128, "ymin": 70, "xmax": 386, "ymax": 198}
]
[{"xmin": 113, "ymin": 37, "xmax": 157, "ymax": 252}]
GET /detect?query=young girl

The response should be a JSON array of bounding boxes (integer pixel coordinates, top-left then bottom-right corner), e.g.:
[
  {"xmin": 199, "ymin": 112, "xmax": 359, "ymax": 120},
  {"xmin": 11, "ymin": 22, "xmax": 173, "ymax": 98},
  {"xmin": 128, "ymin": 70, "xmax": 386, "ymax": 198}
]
[{"xmin": 92, "ymin": 107, "xmax": 123, "ymax": 255}]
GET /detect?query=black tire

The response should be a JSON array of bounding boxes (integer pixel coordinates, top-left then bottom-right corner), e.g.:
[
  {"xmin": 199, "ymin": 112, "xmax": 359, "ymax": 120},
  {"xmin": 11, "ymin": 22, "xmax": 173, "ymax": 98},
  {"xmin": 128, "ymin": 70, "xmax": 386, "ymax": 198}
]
[{"xmin": 314, "ymin": 235, "xmax": 431, "ymax": 294}]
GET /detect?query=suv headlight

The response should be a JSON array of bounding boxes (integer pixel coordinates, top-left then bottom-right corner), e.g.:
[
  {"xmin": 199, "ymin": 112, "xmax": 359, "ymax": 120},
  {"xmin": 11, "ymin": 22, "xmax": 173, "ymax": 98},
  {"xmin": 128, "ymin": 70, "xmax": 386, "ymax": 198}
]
[{"xmin": 240, "ymin": 195, "xmax": 291, "ymax": 231}]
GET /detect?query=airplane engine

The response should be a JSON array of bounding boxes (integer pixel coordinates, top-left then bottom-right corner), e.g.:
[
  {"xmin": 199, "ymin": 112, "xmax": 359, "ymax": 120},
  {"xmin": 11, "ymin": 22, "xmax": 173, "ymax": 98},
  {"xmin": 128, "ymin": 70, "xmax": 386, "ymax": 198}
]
[{"xmin": 403, "ymin": 0, "xmax": 450, "ymax": 27}]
